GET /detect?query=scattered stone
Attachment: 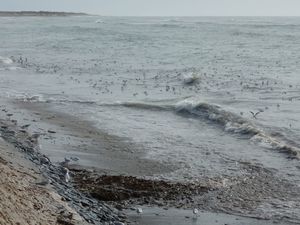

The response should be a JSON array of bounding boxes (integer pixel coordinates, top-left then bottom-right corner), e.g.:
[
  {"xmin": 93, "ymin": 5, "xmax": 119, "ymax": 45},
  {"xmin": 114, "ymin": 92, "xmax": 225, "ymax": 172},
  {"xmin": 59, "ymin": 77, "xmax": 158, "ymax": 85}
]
[
  {"xmin": 21, "ymin": 124, "xmax": 31, "ymax": 129},
  {"xmin": 56, "ymin": 216, "xmax": 75, "ymax": 225},
  {"xmin": 40, "ymin": 155, "xmax": 51, "ymax": 164},
  {"xmin": 35, "ymin": 179, "xmax": 50, "ymax": 186},
  {"xmin": 70, "ymin": 156, "xmax": 79, "ymax": 161},
  {"xmin": 48, "ymin": 129, "xmax": 56, "ymax": 134}
]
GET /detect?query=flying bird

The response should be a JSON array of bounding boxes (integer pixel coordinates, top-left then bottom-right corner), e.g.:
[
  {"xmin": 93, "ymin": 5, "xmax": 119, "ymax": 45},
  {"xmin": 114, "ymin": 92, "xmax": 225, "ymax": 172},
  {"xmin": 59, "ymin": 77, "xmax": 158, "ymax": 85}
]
[{"xmin": 249, "ymin": 111, "xmax": 262, "ymax": 119}]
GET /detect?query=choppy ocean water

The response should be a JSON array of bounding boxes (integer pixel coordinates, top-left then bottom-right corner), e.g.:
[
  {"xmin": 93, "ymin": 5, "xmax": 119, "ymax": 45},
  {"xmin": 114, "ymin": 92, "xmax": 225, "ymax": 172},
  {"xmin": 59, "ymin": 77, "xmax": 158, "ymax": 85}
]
[{"xmin": 0, "ymin": 16, "xmax": 300, "ymax": 182}]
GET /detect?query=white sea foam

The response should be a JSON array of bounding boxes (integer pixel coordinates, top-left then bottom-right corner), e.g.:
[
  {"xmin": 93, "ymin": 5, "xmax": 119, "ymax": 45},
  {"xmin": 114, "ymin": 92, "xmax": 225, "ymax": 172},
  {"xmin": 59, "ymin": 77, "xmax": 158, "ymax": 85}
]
[
  {"xmin": 8, "ymin": 66, "xmax": 19, "ymax": 71},
  {"xmin": 175, "ymin": 99, "xmax": 260, "ymax": 134},
  {"xmin": 175, "ymin": 99, "xmax": 300, "ymax": 158},
  {"xmin": 0, "ymin": 56, "xmax": 13, "ymax": 65},
  {"xmin": 5, "ymin": 92, "xmax": 48, "ymax": 103},
  {"xmin": 114, "ymin": 98, "xmax": 300, "ymax": 158},
  {"xmin": 182, "ymin": 72, "xmax": 200, "ymax": 85}
]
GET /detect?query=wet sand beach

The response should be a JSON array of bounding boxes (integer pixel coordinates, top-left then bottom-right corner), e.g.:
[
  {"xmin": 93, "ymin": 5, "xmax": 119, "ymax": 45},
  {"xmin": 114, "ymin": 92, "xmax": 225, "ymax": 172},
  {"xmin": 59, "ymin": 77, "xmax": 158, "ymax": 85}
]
[{"xmin": 126, "ymin": 207, "xmax": 277, "ymax": 225}]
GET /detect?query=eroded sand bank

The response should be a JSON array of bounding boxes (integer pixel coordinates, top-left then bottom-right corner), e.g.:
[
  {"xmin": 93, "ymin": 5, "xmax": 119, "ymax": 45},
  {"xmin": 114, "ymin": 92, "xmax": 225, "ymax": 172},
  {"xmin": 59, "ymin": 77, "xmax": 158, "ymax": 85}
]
[{"xmin": 0, "ymin": 136, "xmax": 87, "ymax": 225}]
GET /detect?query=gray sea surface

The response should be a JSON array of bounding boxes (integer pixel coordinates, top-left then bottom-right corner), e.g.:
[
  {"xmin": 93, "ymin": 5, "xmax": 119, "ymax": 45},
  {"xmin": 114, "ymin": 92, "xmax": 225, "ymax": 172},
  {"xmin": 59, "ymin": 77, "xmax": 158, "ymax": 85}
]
[{"xmin": 0, "ymin": 16, "xmax": 300, "ymax": 183}]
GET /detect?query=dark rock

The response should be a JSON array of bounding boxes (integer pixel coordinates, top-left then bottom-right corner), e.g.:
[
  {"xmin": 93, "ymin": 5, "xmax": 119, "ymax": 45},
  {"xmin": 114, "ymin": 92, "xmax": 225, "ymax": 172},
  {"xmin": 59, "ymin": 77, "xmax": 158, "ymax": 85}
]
[
  {"xmin": 48, "ymin": 129, "xmax": 56, "ymax": 134},
  {"xmin": 80, "ymin": 200, "xmax": 90, "ymax": 207},
  {"xmin": 21, "ymin": 124, "xmax": 31, "ymax": 129}
]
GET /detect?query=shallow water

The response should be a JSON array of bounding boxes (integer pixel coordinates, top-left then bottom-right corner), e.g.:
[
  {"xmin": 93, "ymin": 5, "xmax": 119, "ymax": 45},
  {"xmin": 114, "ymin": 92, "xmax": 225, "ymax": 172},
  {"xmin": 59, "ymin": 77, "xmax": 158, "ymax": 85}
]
[
  {"xmin": 0, "ymin": 16, "xmax": 300, "ymax": 183},
  {"xmin": 126, "ymin": 206, "xmax": 278, "ymax": 225}
]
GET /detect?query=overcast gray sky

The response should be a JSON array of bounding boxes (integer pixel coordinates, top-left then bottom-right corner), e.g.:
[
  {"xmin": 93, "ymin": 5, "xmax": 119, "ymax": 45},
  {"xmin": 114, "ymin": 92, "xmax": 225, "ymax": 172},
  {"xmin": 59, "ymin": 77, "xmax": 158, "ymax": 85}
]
[{"xmin": 1, "ymin": 0, "xmax": 300, "ymax": 16}]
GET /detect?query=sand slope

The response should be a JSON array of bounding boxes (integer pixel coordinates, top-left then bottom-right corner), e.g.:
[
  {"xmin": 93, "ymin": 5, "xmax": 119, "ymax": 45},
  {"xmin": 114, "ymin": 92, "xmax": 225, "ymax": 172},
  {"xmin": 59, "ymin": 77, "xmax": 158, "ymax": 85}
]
[{"xmin": 0, "ymin": 138, "xmax": 87, "ymax": 225}]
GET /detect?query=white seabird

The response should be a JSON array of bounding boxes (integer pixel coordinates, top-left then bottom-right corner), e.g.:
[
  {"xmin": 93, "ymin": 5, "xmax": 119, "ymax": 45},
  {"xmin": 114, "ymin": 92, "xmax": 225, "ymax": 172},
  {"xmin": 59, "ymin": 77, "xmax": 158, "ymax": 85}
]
[
  {"xmin": 136, "ymin": 207, "xmax": 143, "ymax": 215},
  {"xmin": 63, "ymin": 167, "xmax": 70, "ymax": 183},
  {"xmin": 193, "ymin": 208, "xmax": 199, "ymax": 218}
]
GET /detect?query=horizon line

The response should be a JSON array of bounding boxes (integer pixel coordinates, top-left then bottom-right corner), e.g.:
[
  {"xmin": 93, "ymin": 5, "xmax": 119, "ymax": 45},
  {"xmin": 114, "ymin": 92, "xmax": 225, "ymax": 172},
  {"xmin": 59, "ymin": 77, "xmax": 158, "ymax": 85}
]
[{"xmin": 1, "ymin": 11, "xmax": 300, "ymax": 17}]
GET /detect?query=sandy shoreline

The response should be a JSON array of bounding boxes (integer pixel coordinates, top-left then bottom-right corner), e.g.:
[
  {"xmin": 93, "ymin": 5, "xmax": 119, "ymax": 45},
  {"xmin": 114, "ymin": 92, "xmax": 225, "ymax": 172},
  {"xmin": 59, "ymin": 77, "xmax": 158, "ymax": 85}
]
[
  {"xmin": 0, "ymin": 99, "xmax": 300, "ymax": 225},
  {"xmin": 0, "ymin": 115, "xmax": 123, "ymax": 224},
  {"xmin": 0, "ymin": 131, "xmax": 87, "ymax": 225}
]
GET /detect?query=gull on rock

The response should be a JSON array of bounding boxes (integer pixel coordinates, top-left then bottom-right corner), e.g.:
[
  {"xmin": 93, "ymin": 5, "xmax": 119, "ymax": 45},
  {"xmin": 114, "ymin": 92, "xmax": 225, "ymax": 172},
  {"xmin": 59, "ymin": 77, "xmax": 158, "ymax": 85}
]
[{"xmin": 63, "ymin": 167, "xmax": 70, "ymax": 183}]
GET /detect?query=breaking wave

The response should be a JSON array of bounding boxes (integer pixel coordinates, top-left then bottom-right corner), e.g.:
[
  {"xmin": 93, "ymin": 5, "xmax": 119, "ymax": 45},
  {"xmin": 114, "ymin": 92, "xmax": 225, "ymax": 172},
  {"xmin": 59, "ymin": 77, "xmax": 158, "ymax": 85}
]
[
  {"xmin": 6, "ymin": 92, "xmax": 300, "ymax": 158},
  {"xmin": 5, "ymin": 92, "xmax": 49, "ymax": 103},
  {"xmin": 175, "ymin": 99, "xmax": 300, "ymax": 158},
  {"xmin": 116, "ymin": 99, "xmax": 300, "ymax": 158}
]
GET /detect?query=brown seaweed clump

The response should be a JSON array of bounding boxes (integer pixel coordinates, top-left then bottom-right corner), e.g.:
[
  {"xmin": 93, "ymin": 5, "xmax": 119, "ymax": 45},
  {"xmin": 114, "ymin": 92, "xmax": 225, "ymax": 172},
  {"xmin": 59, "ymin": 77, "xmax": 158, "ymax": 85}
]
[{"xmin": 72, "ymin": 170, "xmax": 212, "ymax": 207}]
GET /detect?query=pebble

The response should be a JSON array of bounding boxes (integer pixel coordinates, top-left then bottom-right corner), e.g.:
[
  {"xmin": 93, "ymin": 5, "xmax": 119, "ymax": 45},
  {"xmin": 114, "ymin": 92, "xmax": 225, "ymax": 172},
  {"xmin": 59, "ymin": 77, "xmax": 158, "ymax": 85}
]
[{"xmin": 47, "ymin": 129, "xmax": 56, "ymax": 133}]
